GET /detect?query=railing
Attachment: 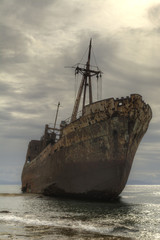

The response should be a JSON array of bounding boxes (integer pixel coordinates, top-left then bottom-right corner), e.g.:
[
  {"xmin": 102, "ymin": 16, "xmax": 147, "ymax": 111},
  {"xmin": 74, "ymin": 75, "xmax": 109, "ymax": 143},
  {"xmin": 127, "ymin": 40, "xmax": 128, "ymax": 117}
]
[{"xmin": 64, "ymin": 110, "xmax": 82, "ymax": 124}]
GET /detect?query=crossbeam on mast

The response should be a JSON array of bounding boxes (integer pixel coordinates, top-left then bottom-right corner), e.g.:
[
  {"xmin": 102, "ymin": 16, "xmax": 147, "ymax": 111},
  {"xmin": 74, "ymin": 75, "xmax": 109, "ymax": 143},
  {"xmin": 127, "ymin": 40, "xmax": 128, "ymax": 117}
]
[{"xmin": 71, "ymin": 39, "xmax": 102, "ymax": 122}]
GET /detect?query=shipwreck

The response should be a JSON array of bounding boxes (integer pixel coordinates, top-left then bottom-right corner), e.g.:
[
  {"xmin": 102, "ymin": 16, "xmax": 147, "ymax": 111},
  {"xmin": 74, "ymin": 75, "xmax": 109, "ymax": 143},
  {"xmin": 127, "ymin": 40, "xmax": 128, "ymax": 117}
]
[{"xmin": 21, "ymin": 39, "xmax": 152, "ymax": 200}]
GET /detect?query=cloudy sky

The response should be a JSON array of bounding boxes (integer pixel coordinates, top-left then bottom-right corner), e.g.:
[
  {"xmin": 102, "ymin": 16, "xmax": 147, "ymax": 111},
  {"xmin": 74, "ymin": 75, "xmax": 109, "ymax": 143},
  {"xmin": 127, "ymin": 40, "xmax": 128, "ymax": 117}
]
[{"xmin": 0, "ymin": 0, "xmax": 160, "ymax": 185}]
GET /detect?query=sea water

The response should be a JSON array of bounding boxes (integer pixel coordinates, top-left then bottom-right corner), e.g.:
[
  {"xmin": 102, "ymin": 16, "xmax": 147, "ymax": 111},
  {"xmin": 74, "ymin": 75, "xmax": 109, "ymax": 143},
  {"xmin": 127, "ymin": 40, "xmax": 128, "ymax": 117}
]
[{"xmin": 0, "ymin": 185, "xmax": 159, "ymax": 239}]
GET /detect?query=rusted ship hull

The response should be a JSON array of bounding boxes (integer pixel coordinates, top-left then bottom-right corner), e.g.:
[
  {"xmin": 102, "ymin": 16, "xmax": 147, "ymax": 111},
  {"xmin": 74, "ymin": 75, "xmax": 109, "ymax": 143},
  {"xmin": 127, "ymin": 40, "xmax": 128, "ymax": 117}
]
[{"xmin": 21, "ymin": 94, "xmax": 152, "ymax": 200}]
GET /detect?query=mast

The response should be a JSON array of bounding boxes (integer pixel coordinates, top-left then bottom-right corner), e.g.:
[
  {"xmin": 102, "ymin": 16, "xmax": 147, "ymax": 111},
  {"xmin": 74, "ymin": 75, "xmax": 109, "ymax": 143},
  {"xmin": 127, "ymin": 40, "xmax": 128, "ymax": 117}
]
[
  {"xmin": 83, "ymin": 38, "xmax": 92, "ymax": 110},
  {"xmin": 54, "ymin": 102, "xmax": 60, "ymax": 128},
  {"xmin": 71, "ymin": 39, "xmax": 102, "ymax": 122},
  {"xmin": 87, "ymin": 39, "xmax": 92, "ymax": 104}
]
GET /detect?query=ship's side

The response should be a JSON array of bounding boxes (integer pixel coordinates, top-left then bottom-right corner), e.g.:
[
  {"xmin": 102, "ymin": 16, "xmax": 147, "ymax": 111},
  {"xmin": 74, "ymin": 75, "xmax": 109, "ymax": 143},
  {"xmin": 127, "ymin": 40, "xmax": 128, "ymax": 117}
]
[{"xmin": 21, "ymin": 94, "xmax": 152, "ymax": 200}]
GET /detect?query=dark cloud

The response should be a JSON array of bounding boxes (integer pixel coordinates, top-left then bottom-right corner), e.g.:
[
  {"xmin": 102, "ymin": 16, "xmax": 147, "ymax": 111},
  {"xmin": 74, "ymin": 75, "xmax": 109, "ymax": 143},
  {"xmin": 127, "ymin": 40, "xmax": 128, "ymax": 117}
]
[
  {"xmin": 0, "ymin": 0, "xmax": 55, "ymax": 28},
  {"xmin": 0, "ymin": 110, "xmax": 13, "ymax": 121},
  {"xmin": 0, "ymin": 24, "xmax": 26, "ymax": 51},
  {"xmin": 0, "ymin": 81, "xmax": 13, "ymax": 95}
]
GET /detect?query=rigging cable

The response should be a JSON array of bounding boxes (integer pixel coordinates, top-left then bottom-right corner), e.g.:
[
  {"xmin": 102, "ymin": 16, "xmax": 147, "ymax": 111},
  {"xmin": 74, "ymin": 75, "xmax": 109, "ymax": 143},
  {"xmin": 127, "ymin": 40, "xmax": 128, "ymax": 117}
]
[
  {"xmin": 79, "ymin": 46, "xmax": 89, "ymax": 64},
  {"xmin": 92, "ymin": 47, "xmax": 102, "ymax": 100},
  {"xmin": 92, "ymin": 47, "xmax": 99, "ymax": 70}
]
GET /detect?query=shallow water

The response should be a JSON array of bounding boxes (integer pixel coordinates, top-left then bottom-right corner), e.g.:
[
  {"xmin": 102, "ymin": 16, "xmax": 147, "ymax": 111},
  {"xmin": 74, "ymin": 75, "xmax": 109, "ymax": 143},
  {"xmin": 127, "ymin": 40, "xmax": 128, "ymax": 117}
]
[{"xmin": 0, "ymin": 185, "xmax": 159, "ymax": 239}]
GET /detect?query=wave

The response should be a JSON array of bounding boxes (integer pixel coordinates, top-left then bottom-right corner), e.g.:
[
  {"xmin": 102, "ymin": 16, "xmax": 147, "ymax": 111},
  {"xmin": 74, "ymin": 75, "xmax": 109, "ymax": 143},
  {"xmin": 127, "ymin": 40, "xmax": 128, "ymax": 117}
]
[
  {"xmin": 0, "ymin": 214, "xmax": 55, "ymax": 226},
  {"xmin": 112, "ymin": 225, "xmax": 139, "ymax": 233},
  {"xmin": 0, "ymin": 213, "xmax": 114, "ymax": 236}
]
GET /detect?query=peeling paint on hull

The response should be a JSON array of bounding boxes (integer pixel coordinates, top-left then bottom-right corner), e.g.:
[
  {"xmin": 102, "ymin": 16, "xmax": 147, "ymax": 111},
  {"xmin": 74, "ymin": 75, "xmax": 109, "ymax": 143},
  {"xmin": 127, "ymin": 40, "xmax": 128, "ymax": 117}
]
[{"xmin": 21, "ymin": 94, "xmax": 152, "ymax": 200}]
